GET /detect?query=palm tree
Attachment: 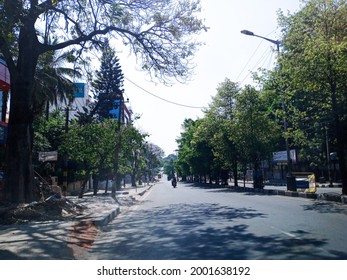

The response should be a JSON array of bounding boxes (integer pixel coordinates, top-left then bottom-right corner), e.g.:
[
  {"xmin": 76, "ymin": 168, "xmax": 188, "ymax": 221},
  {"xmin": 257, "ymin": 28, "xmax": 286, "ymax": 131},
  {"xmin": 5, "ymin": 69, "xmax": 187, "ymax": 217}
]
[{"xmin": 33, "ymin": 39, "xmax": 82, "ymax": 118}]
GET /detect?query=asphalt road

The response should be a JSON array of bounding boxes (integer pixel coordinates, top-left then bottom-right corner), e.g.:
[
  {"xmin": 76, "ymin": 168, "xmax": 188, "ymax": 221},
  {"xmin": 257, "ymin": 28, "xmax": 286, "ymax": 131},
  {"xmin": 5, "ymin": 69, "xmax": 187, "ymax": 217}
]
[{"xmin": 78, "ymin": 179, "xmax": 347, "ymax": 260}]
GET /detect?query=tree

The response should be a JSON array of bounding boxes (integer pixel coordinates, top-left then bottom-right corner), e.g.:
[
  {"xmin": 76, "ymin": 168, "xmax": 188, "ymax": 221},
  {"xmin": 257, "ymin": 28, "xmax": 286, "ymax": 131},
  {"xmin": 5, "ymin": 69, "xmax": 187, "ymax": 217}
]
[
  {"xmin": 163, "ymin": 154, "xmax": 178, "ymax": 180},
  {"xmin": 78, "ymin": 39, "xmax": 124, "ymax": 123},
  {"xmin": 32, "ymin": 110, "xmax": 65, "ymax": 196},
  {"xmin": 33, "ymin": 109, "xmax": 66, "ymax": 158},
  {"xmin": 94, "ymin": 41, "xmax": 124, "ymax": 120},
  {"xmin": 203, "ymin": 79, "xmax": 241, "ymax": 186},
  {"xmin": 143, "ymin": 143, "xmax": 163, "ymax": 183},
  {"xmin": 0, "ymin": 0, "xmax": 207, "ymax": 203},
  {"xmin": 34, "ymin": 43, "xmax": 82, "ymax": 118},
  {"xmin": 233, "ymin": 85, "xmax": 281, "ymax": 188},
  {"xmin": 278, "ymin": 0, "xmax": 347, "ymax": 194},
  {"xmin": 59, "ymin": 119, "xmax": 117, "ymax": 198},
  {"xmin": 120, "ymin": 125, "xmax": 148, "ymax": 187},
  {"xmin": 176, "ymin": 118, "xmax": 202, "ymax": 181}
]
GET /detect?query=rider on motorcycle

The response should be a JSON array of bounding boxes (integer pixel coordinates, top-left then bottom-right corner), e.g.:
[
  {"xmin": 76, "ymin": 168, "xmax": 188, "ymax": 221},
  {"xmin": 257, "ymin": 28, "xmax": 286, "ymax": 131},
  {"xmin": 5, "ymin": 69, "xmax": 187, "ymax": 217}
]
[{"xmin": 171, "ymin": 176, "xmax": 177, "ymax": 187}]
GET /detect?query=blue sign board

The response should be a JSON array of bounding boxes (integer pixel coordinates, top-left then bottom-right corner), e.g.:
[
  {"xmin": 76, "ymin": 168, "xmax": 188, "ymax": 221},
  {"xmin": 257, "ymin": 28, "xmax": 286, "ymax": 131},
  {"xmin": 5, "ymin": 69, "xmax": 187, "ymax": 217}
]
[
  {"xmin": 109, "ymin": 99, "xmax": 121, "ymax": 119},
  {"xmin": 109, "ymin": 108, "xmax": 120, "ymax": 119},
  {"xmin": 73, "ymin": 83, "xmax": 85, "ymax": 98}
]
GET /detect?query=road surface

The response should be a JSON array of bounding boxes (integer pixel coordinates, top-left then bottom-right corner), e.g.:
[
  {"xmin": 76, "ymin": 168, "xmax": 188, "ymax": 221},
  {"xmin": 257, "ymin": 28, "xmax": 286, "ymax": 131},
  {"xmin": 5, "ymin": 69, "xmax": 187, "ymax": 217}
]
[{"xmin": 77, "ymin": 179, "xmax": 347, "ymax": 259}]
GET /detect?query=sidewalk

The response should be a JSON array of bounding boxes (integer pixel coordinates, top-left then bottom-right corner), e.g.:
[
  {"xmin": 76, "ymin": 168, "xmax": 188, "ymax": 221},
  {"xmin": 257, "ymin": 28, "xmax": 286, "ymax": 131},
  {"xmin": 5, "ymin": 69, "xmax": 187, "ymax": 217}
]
[
  {"xmin": 0, "ymin": 184, "xmax": 153, "ymax": 259},
  {"xmin": 229, "ymin": 180, "xmax": 347, "ymax": 204}
]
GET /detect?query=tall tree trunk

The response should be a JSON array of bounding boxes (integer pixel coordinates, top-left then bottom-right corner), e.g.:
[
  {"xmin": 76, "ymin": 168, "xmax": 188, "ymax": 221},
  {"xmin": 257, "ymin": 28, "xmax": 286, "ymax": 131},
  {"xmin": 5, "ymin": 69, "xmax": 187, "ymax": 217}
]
[
  {"xmin": 1, "ymin": 91, "xmax": 9, "ymax": 122},
  {"xmin": 253, "ymin": 158, "xmax": 264, "ymax": 189},
  {"xmin": 93, "ymin": 174, "xmax": 99, "ymax": 195},
  {"xmin": 5, "ymin": 79, "xmax": 35, "ymax": 203},
  {"xmin": 131, "ymin": 170, "xmax": 136, "ymax": 187},
  {"xmin": 79, "ymin": 174, "xmax": 91, "ymax": 198},
  {"xmin": 4, "ymin": 21, "xmax": 39, "ymax": 203},
  {"xmin": 233, "ymin": 159, "xmax": 238, "ymax": 187},
  {"xmin": 112, "ymin": 142, "xmax": 122, "ymax": 197},
  {"xmin": 330, "ymin": 82, "xmax": 347, "ymax": 195},
  {"xmin": 105, "ymin": 179, "xmax": 109, "ymax": 194}
]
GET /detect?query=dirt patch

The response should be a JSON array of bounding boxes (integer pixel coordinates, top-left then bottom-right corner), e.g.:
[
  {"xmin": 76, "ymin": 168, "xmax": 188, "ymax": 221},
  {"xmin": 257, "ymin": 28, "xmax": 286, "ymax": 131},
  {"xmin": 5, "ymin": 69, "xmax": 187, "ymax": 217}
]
[
  {"xmin": 68, "ymin": 221, "xmax": 98, "ymax": 249},
  {"xmin": 0, "ymin": 196, "xmax": 84, "ymax": 225}
]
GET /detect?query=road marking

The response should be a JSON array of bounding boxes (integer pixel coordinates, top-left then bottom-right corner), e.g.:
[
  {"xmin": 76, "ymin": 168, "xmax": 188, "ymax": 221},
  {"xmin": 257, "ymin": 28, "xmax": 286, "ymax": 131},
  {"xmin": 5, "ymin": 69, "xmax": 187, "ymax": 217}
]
[{"xmin": 271, "ymin": 226, "xmax": 298, "ymax": 238}]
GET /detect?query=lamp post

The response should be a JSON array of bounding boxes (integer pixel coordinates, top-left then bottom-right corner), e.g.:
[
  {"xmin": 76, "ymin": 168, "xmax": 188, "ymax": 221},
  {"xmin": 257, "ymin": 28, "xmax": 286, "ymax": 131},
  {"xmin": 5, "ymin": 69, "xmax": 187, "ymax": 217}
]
[
  {"xmin": 62, "ymin": 102, "xmax": 76, "ymax": 196},
  {"xmin": 241, "ymin": 29, "xmax": 296, "ymax": 191},
  {"xmin": 111, "ymin": 92, "xmax": 130, "ymax": 198}
]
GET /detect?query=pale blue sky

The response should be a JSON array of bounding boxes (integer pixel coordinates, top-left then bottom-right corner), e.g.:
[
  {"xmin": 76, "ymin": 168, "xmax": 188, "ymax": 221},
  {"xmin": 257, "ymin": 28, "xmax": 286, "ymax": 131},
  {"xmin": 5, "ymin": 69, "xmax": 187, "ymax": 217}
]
[{"xmin": 119, "ymin": 0, "xmax": 302, "ymax": 156}]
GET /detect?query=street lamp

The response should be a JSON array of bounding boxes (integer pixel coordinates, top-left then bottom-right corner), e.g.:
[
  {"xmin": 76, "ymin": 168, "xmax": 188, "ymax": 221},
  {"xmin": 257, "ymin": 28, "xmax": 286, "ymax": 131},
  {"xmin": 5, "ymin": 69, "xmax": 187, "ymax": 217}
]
[
  {"xmin": 241, "ymin": 30, "xmax": 281, "ymax": 51},
  {"xmin": 241, "ymin": 29, "xmax": 296, "ymax": 191}
]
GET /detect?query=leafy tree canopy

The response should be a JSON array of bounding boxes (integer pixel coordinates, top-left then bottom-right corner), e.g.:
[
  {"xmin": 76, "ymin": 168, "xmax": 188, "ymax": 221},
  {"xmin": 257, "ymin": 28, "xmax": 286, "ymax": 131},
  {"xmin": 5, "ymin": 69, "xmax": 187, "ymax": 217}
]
[{"xmin": 0, "ymin": 0, "xmax": 207, "ymax": 84}]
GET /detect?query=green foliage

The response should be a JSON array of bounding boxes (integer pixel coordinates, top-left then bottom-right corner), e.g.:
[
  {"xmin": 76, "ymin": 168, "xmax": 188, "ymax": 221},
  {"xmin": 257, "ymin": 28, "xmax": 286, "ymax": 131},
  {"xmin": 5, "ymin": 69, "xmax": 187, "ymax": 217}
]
[
  {"xmin": 175, "ymin": 118, "xmax": 206, "ymax": 180},
  {"xmin": 56, "ymin": 116, "xmax": 158, "ymax": 186},
  {"xmin": 1, "ymin": 0, "xmax": 207, "ymax": 84},
  {"xmin": 204, "ymin": 79, "xmax": 240, "ymax": 170},
  {"xmin": 176, "ymin": 79, "xmax": 281, "ymax": 186},
  {"xmin": 59, "ymin": 119, "xmax": 118, "ymax": 179},
  {"xmin": 34, "ymin": 45, "xmax": 82, "ymax": 116},
  {"xmin": 119, "ymin": 125, "xmax": 148, "ymax": 184},
  {"xmin": 277, "ymin": 0, "xmax": 347, "ymax": 190},
  {"xmin": 33, "ymin": 110, "xmax": 66, "ymax": 155},
  {"xmin": 162, "ymin": 154, "xmax": 177, "ymax": 178},
  {"xmin": 83, "ymin": 39, "xmax": 125, "ymax": 121},
  {"xmin": 233, "ymin": 85, "xmax": 281, "ymax": 170}
]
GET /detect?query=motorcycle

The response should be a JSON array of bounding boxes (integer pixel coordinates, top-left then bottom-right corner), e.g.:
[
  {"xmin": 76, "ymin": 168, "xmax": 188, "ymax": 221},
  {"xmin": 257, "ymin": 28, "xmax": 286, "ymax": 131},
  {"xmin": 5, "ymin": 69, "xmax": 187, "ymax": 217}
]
[{"xmin": 171, "ymin": 179, "xmax": 177, "ymax": 188}]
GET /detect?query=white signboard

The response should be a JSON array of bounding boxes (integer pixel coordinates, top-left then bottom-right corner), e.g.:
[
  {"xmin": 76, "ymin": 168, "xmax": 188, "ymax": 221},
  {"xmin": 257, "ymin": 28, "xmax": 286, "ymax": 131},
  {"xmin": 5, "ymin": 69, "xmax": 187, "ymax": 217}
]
[
  {"xmin": 273, "ymin": 149, "xmax": 296, "ymax": 163},
  {"xmin": 39, "ymin": 151, "xmax": 58, "ymax": 162}
]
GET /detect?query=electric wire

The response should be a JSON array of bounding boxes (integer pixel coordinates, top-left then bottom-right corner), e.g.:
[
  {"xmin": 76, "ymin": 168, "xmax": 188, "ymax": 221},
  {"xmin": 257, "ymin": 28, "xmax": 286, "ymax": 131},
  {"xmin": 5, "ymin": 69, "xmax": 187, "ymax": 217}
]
[
  {"xmin": 239, "ymin": 47, "xmax": 274, "ymax": 85},
  {"xmin": 236, "ymin": 29, "xmax": 279, "ymax": 85},
  {"xmin": 124, "ymin": 76, "xmax": 205, "ymax": 109},
  {"xmin": 235, "ymin": 40, "xmax": 264, "ymax": 82}
]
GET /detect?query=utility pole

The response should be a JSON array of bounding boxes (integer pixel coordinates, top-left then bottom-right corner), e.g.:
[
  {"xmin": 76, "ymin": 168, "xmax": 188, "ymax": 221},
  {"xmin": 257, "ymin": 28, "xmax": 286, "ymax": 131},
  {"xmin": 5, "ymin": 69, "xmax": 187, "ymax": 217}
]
[
  {"xmin": 62, "ymin": 102, "xmax": 76, "ymax": 196},
  {"xmin": 325, "ymin": 127, "xmax": 333, "ymax": 187},
  {"xmin": 241, "ymin": 29, "xmax": 296, "ymax": 191},
  {"xmin": 111, "ymin": 93, "xmax": 129, "ymax": 198},
  {"xmin": 62, "ymin": 105, "xmax": 69, "ymax": 196}
]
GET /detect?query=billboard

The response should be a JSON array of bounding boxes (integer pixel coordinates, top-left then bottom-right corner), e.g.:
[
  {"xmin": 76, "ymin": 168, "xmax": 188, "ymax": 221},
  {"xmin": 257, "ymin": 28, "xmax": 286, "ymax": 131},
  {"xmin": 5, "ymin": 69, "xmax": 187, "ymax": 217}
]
[
  {"xmin": 273, "ymin": 149, "xmax": 296, "ymax": 163},
  {"xmin": 38, "ymin": 151, "xmax": 58, "ymax": 162}
]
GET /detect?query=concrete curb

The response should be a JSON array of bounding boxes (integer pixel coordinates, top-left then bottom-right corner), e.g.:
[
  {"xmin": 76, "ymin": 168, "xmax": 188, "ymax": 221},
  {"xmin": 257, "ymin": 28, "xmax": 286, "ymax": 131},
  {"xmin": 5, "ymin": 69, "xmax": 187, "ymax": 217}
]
[
  {"xmin": 83, "ymin": 185, "xmax": 154, "ymax": 227},
  {"xmin": 264, "ymin": 182, "xmax": 343, "ymax": 188},
  {"xmin": 318, "ymin": 184, "xmax": 343, "ymax": 188},
  {"xmin": 228, "ymin": 185, "xmax": 347, "ymax": 204},
  {"xmin": 138, "ymin": 185, "xmax": 153, "ymax": 196},
  {"xmin": 91, "ymin": 207, "xmax": 121, "ymax": 227}
]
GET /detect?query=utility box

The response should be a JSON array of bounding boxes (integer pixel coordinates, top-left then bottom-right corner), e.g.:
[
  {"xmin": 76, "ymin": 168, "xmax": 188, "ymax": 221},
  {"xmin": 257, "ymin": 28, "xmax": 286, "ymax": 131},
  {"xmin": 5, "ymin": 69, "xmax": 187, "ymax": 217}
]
[{"xmin": 293, "ymin": 172, "xmax": 316, "ymax": 193}]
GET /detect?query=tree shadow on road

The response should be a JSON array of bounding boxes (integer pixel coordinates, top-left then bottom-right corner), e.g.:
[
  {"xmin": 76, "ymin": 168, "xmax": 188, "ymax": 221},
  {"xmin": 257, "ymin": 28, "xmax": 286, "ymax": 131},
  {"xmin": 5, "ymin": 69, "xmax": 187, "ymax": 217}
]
[
  {"xmin": 94, "ymin": 202, "xmax": 347, "ymax": 260},
  {"xmin": 302, "ymin": 201, "xmax": 347, "ymax": 215},
  {"xmin": 180, "ymin": 181, "xmax": 271, "ymax": 196}
]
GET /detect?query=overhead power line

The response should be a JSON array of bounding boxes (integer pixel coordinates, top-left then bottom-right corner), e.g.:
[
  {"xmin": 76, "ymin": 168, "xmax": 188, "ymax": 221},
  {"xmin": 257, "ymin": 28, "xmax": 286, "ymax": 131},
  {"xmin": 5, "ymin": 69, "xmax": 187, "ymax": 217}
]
[
  {"xmin": 236, "ymin": 29, "xmax": 279, "ymax": 85},
  {"xmin": 124, "ymin": 77, "xmax": 205, "ymax": 109}
]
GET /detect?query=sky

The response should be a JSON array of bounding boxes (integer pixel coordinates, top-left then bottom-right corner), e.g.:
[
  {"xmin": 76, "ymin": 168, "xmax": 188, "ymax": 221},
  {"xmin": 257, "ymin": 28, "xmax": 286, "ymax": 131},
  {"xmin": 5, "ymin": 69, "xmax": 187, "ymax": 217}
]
[{"xmin": 117, "ymin": 0, "xmax": 303, "ymax": 156}]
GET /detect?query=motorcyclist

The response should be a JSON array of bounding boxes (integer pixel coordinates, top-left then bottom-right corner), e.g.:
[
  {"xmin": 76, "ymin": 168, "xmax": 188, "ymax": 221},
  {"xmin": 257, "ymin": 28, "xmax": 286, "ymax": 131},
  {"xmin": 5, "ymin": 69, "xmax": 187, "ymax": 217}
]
[{"xmin": 171, "ymin": 176, "xmax": 177, "ymax": 187}]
